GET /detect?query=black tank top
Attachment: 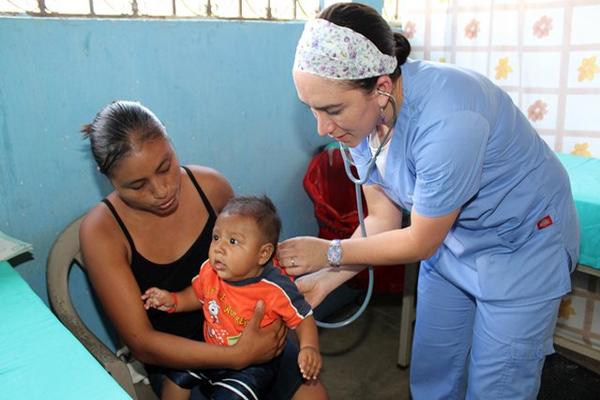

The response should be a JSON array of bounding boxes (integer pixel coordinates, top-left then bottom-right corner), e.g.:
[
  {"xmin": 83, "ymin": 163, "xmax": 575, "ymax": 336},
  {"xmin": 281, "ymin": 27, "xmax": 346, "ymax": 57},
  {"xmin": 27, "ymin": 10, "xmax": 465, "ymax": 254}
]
[{"xmin": 102, "ymin": 166, "xmax": 215, "ymax": 342}]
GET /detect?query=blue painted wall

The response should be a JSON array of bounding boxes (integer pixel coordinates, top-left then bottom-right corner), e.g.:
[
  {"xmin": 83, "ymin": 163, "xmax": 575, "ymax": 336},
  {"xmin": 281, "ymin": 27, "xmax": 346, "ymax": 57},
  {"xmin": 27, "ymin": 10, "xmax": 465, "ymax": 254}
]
[{"xmin": 0, "ymin": 16, "xmax": 331, "ymax": 347}]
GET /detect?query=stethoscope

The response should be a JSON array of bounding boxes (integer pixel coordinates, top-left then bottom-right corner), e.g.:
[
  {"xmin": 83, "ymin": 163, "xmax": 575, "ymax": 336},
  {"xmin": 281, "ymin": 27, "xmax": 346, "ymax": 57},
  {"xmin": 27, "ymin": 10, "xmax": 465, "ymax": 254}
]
[{"xmin": 316, "ymin": 89, "xmax": 399, "ymax": 329}]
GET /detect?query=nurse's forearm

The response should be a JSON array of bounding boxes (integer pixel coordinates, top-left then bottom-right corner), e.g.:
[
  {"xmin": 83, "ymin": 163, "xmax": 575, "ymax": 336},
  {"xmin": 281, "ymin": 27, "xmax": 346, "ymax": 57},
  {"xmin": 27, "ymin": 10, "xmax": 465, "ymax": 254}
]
[
  {"xmin": 309, "ymin": 213, "xmax": 401, "ymax": 295},
  {"xmin": 342, "ymin": 228, "xmax": 424, "ymax": 266},
  {"xmin": 340, "ymin": 208, "xmax": 459, "ymax": 266}
]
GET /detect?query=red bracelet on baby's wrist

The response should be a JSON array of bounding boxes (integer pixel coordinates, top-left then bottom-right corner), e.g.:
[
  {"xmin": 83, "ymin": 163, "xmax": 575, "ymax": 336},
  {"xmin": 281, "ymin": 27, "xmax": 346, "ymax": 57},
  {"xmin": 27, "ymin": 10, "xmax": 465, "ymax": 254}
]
[{"xmin": 167, "ymin": 292, "xmax": 178, "ymax": 313}]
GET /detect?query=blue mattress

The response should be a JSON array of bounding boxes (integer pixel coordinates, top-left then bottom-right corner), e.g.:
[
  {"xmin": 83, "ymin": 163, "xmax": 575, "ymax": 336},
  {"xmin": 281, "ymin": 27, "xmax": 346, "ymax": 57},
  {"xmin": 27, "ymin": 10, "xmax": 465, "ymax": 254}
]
[{"xmin": 556, "ymin": 153, "xmax": 600, "ymax": 270}]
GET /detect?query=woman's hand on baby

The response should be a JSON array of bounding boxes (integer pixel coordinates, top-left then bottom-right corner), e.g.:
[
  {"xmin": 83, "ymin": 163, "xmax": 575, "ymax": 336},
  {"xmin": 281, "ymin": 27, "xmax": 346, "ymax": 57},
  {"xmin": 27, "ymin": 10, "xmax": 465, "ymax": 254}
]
[
  {"xmin": 141, "ymin": 287, "xmax": 173, "ymax": 312},
  {"xmin": 234, "ymin": 300, "xmax": 287, "ymax": 369},
  {"xmin": 298, "ymin": 346, "xmax": 322, "ymax": 380},
  {"xmin": 277, "ymin": 236, "xmax": 329, "ymax": 276}
]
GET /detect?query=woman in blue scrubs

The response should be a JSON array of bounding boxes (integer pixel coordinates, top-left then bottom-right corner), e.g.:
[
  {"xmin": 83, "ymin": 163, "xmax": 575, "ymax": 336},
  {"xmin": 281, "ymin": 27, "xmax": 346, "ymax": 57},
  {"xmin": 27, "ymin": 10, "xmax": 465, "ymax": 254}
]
[{"xmin": 278, "ymin": 3, "xmax": 580, "ymax": 399}]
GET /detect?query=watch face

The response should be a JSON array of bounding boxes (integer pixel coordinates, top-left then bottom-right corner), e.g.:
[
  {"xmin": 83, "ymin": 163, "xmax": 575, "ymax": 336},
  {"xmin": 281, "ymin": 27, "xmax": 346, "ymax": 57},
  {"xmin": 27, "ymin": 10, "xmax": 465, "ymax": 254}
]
[{"xmin": 327, "ymin": 239, "xmax": 342, "ymax": 266}]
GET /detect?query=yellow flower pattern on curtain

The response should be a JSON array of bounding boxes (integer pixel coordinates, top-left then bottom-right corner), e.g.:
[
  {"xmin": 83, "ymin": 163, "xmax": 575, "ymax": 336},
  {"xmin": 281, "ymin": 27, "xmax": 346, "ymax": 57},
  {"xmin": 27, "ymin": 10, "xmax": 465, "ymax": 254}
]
[
  {"xmin": 495, "ymin": 58, "xmax": 513, "ymax": 80},
  {"xmin": 578, "ymin": 56, "xmax": 600, "ymax": 82},
  {"xmin": 383, "ymin": 0, "xmax": 600, "ymax": 158}
]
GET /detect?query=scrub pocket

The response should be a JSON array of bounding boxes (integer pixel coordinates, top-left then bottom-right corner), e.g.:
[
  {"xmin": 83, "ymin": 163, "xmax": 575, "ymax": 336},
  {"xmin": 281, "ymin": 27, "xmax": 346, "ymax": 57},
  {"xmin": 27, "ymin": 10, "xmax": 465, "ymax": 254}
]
[
  {"xmin": 477, "ymin": 205, "xmax": 571, "ymax": 301},
  {"xmin": 498, "ymin": 337, "xmax": 554, "ymax": 400}
]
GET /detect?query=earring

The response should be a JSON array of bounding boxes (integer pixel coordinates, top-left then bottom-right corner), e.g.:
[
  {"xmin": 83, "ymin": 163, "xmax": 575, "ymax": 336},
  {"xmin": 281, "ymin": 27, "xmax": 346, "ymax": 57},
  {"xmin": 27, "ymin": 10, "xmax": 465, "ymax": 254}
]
[{"xmin": 378, "ymin": 107, "xmax": 386, "ymax": 125}]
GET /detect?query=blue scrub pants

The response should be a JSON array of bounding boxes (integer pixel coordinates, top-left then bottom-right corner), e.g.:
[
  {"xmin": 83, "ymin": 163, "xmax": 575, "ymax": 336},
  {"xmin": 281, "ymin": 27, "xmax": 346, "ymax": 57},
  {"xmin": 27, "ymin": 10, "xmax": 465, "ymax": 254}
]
[{"xmin": 410, "ymin": 261, "xmax": 560, "ymax": 400}]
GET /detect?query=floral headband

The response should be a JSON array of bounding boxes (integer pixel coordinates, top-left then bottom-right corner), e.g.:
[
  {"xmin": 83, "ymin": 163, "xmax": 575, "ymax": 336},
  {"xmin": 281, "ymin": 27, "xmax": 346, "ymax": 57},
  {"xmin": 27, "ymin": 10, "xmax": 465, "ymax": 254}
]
[{"xmin": 293, "ymin": 18, "xmax": 398, "ymax": 80}]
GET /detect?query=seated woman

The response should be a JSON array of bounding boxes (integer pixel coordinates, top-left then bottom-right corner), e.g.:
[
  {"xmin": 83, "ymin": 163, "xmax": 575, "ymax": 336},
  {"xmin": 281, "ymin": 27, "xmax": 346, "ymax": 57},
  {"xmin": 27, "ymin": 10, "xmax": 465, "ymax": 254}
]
[{"xmin": 79, "ymin": 100, "xmax": 327, "ymax": 400}]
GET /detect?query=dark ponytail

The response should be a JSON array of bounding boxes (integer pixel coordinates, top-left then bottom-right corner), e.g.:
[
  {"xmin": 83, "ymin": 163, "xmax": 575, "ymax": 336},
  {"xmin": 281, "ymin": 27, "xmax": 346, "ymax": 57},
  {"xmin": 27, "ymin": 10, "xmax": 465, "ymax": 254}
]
[
  {"xmin": 393, "ymin": 32, "xmax": 411, "ymax": 67},
  {"xmin": 319, "ymin": 2, "xmax": 410, "ymax": 91}
]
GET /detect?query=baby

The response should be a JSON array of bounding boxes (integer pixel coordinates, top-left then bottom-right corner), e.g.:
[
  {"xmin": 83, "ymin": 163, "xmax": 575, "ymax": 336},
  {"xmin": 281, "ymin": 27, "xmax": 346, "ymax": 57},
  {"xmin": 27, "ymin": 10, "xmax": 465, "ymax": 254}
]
[{"xmin": 142, "ymin": 195, "xmax": 321, "ymax": 400}]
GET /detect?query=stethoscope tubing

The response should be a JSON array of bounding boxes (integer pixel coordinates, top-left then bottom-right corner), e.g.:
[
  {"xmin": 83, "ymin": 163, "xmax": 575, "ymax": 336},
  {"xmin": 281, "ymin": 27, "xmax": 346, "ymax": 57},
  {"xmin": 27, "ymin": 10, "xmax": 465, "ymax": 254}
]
[{"xmin": 315, "ymin": 91, "xmax": 398, "ymax": 329}]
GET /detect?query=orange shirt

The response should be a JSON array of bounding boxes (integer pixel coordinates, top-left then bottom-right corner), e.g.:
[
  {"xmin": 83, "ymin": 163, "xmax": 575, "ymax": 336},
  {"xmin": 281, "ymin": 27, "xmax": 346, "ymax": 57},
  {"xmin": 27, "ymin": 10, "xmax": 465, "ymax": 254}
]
[{"xmin": 192, "ymin": 260, "xmax": 313, "ymax": 346}]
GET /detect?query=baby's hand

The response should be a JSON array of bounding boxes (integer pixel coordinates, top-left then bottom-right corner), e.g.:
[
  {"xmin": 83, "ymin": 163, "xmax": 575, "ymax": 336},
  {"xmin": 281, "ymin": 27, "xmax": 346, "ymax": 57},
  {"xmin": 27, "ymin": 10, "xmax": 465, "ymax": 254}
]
[
  {"xmin": 141, "ymin": 287, "xmax": 173, "ymax": 312},
  {"xmin": 298, "ymin": 346, "xmax": 321, "ymax": 380}
]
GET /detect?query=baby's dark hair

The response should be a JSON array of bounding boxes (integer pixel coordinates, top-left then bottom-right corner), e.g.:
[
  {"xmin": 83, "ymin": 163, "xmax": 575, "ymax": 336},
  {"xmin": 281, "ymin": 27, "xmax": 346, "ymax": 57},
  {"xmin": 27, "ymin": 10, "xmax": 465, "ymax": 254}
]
[
  {"xmin": 221, "ymin": 195, "xmax": 281, "ymax": 248},
  {"xmin": 81, "ymin": 100, "xmax": 167, "ymax": 176}
]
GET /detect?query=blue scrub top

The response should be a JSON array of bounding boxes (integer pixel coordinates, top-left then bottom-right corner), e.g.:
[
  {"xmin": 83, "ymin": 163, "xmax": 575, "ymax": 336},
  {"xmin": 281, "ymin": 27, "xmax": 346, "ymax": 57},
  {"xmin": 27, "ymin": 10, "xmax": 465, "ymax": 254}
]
[{"xmin": 351, "ymin": 59, "xmax": 580, "ymax": 303}]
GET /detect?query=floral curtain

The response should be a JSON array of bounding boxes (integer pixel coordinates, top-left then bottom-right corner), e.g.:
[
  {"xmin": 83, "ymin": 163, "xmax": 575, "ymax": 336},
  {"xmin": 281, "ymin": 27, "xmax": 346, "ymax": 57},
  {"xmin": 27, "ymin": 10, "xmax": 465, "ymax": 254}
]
[{"xmin": 383, "ymin": 0, "xmax": 600, "ymax": 158}]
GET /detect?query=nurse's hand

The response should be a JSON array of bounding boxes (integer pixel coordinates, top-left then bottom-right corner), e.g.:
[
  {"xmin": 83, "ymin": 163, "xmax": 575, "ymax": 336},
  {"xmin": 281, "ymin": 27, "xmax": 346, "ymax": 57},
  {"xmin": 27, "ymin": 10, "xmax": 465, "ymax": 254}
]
[
  {"xmin": 277, "ymin": 236, "xmax": 329, "ymax": 275},
  {"xmin": 294, "ymin": 269, "xmax": 336, "ymax": 308}
]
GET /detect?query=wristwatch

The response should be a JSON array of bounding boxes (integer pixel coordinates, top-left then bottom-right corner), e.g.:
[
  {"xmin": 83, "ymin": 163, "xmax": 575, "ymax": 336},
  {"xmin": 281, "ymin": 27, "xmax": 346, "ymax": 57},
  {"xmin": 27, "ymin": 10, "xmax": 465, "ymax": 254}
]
[{"xmin": 327, "ymin": 239, "xmax": 343, "ymax": 267}]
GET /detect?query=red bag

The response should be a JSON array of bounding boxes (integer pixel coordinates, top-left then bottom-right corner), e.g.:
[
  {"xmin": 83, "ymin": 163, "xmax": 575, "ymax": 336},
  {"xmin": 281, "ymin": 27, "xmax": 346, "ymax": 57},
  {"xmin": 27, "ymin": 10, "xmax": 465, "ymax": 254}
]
[
  {"xmin": 303, "ymin": 145, "xmax": 404, "ymax": 294},
  {"xmin": 303, "ymin": 146, "xmax": 367, "ymax": 239}
]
